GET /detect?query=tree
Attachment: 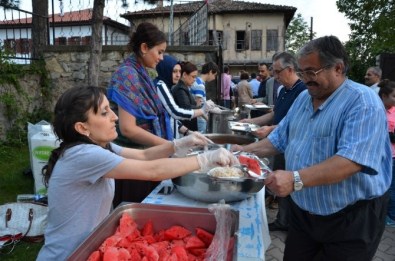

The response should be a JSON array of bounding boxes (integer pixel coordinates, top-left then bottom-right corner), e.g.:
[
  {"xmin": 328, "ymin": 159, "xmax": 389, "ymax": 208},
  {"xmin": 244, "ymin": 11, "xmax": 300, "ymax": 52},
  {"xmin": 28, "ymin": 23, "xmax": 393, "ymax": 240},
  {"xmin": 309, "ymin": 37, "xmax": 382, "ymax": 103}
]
[
  {"xmin": 32, "ymin": 0, "xmax": 48, "ymax": 59},
  {"xmin": 337, "ymin": 0, "xmax": 395, "ymax": 82},
  {"xmin": 285, "ymin": 13, "xmax": 315, "ymax": 55}
]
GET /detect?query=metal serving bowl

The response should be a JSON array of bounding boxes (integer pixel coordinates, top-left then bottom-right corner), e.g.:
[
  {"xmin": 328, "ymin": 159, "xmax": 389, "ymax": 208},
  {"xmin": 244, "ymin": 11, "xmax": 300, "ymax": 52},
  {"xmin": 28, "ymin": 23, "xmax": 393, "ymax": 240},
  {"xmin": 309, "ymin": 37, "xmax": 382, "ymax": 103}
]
[{"xmin": 172, "ymin": 133, "xmax": 263, "ymax": 203}]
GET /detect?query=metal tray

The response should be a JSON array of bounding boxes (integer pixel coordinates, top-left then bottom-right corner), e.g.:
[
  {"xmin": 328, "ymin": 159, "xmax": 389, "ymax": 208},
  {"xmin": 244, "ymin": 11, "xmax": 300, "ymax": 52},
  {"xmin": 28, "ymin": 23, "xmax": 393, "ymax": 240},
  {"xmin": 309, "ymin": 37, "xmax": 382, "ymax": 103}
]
[{"xmin": 67, "ymin": 203, "xmax": 239, "ymax": 261}]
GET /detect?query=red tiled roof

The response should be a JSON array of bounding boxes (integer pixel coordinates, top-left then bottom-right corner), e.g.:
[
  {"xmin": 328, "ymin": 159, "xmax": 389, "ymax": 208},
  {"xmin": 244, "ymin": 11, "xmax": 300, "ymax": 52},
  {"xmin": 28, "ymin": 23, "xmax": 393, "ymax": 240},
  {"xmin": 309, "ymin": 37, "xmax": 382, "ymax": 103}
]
[{"xmin": 0, "ymin": 8, "xmax": 111, "ymax": 25}]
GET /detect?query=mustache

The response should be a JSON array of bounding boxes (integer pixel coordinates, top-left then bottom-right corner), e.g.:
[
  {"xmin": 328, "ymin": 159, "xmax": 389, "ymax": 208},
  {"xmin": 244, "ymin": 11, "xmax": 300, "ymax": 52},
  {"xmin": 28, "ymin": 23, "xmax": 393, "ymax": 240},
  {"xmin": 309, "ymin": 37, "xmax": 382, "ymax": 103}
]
[{"xmin": 306, "ymin": 81, "xmax": 319, "ymax": 87}]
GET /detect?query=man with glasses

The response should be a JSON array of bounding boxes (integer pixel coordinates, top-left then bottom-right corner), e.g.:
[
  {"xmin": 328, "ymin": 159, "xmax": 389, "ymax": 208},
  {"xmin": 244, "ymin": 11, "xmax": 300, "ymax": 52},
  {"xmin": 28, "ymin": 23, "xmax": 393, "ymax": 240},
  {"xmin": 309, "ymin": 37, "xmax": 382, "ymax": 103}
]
[
  {"xmin": 240, "ymin": 52, "xmax": 306, "ymax": 231},
  {"xmin": 233, "ymin": 36, "xmax": 390, "ymax": 260}
]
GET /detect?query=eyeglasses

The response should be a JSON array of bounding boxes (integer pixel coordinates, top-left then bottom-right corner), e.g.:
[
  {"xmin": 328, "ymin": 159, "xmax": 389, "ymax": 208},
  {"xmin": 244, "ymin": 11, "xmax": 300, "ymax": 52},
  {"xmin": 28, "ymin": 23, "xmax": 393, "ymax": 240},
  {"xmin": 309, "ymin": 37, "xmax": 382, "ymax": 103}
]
[
  {"xmin": 296, "ymin": 65, "xmax": 331, "ymax": 80},
  {"xmin": 273, "ymin": 66, "xmax": 289, "ymax": 75}
]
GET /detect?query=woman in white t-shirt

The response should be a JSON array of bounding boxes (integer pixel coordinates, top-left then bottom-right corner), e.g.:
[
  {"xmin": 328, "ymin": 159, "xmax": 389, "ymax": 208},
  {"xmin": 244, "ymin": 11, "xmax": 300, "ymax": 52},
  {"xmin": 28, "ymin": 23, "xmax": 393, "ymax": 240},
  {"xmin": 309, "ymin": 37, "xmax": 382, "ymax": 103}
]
[{"xmin": 36, "ymin": 86, "xmax": 237, "ymax": 261}]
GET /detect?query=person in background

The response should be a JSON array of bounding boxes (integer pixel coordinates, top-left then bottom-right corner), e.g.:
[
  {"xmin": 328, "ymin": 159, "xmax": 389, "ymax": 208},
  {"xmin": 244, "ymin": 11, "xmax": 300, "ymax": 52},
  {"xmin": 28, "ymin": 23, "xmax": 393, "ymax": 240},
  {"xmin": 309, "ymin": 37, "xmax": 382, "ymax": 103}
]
[
  {"xmin": 365, "ymin": 66, "xmax": 382, "ymax": 94},
  {"xmin": 107, "ymin": 22, "xmax": 170, "ymax": 205},
  {"xmin": 378, "ymin": 79, "xmax": 395, "ymax": 227},
  {"xmin": 171, "ymin": 61, "xmax": 201, "ymax": 131},
  {"xmin": 233, "ymin": 35, "xmax": 391, "ymax": 261},
  {"xmin": 37, "ymin": 86, "xmax": 238, "ymax": 260},
  {"xmin": 240, "ymin": 52, "xmax": 306, "ymax": 231},
  {"xmin": 249, "ymin": 72, "xmax": 261, "ymax": 98},
  {"xmin": 257, "ymin": 63, "xmax": 271, "ymax": 99},
  {"xmin": 236, "ymin": 71, "xmax": 255, "ymax": 119},
  {"xmin": 262, "ymin": 65, "xmax": 282, "ymax": 107},
  {"xmin": 220, "ymin": 66, "xmax": 232, "ymax": 109},
  {"xmin": 154, "ymin": 55, "xmax": 214, "ymax": 138},
  {"xmin": 190, "ymin": 61, "xmax": 219, "ymax": 133}
]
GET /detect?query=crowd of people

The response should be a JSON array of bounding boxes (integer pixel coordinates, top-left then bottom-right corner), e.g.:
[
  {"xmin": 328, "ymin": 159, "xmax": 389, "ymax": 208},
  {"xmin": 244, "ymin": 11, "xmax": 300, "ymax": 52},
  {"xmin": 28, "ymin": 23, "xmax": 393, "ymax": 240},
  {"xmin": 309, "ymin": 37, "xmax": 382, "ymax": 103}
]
[{"xmin": 37, "ymin": 21, "xmax": 394, "ymax": 260}]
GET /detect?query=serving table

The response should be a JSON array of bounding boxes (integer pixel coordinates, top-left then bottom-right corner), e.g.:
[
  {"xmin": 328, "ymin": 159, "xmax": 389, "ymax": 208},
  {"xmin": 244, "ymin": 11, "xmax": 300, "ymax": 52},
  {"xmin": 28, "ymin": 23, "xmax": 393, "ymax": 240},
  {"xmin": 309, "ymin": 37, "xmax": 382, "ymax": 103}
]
[{"xmin": 142, "ymin": 180, "xmax": 271, "ymax": 261}]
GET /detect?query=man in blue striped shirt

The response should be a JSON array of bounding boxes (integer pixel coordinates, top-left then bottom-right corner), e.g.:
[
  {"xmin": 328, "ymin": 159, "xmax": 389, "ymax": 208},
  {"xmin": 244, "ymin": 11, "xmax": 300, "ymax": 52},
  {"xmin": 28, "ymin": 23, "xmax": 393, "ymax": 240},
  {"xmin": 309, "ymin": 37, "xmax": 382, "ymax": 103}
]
[{"xmin": 234, "ymin": 36, "xmax": 391, "ymax": 260}]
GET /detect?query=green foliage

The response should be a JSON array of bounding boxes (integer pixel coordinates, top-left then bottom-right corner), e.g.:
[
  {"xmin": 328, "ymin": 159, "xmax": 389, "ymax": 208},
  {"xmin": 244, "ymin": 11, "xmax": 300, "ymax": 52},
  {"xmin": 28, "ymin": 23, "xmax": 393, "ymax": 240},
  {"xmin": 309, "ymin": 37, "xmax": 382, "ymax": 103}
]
[
  {"xmin": 285, "ymin": 13, "xmax": 316, "ymax": 55},
  {"xmin": 0, "ymin": 46, "xmax": 52, "ymax": 146},
  {"xmin": 337, "ymin": 0, "xmax": 395, "ymax": 81}
]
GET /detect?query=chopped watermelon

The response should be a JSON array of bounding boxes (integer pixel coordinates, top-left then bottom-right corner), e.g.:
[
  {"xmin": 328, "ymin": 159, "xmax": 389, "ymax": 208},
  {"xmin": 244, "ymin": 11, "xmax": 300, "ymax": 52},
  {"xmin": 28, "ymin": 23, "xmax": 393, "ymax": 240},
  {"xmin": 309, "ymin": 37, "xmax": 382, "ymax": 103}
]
[
  {"xmin": 103, "ymin": 246, "xmax": 119, "ymax": 261},
  {"xmin": 164, "ymin": 225, "xmax": 192, "ymax": 240},
  {"xmin": 87, "ymin": 250, "xmax": 101, "ymax": 261},
  {"xmin": 171, "ymin": 245, "xmax": 189, "ymax": 261},
  {"xmin": 188, "ymin": 248, "xmax": 207, "ymax": 258},
  {"xmin": 142, "ymin": 219, "xmax": 154, "ymax": 236},
  {"xmin": 239, "ymin": 155, "xmax": 261, "ymax": 175},
  {"xmin": 195, "ymin": 228, "xmax": 214, "ymax": 247},
  {"xmin": 185, "ymin": 236, "xmax": 206, "ymax": 250}
]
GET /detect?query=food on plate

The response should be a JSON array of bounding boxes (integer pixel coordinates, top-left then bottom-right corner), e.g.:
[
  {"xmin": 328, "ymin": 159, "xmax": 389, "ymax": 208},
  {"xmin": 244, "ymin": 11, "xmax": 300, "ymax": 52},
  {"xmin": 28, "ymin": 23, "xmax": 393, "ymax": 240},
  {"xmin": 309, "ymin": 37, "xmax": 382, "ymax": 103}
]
[
  {"xmin": 208, "ymin": 166, "xmax": 244, "ymax": 178},
  {"xmin": 239, "ymin": 155, "xmax": 261, "ymax": 175}
]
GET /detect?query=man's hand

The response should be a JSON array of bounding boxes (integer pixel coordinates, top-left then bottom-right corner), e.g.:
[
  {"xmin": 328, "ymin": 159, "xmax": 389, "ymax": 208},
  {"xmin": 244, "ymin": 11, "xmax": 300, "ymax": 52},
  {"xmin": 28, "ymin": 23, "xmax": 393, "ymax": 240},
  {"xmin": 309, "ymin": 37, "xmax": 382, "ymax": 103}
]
[
  {"xmin": 264, "ymin": 170, "xmax": 294, "ymax": 197},
  {"xmin": 251, "ymin": 126, "xmax": 275, "ymax": 139}
]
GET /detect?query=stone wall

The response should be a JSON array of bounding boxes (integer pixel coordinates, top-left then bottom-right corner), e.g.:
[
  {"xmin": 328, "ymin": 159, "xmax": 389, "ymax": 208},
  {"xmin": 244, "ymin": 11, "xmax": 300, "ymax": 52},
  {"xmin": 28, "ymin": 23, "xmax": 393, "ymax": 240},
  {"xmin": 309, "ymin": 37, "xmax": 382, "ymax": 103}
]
[{"xmin": 0, "ymin": 45, "xmax": 218, "ymax": 140}]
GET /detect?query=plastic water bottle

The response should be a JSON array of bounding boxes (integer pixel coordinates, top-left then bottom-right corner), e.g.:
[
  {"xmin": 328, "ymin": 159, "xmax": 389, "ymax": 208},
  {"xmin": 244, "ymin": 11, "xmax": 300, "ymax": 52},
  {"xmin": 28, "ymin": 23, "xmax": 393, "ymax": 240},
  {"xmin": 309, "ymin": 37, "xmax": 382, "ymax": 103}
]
[{"xmin": 17, "ymin": 194, "xmax": 46, "ymax": 203}]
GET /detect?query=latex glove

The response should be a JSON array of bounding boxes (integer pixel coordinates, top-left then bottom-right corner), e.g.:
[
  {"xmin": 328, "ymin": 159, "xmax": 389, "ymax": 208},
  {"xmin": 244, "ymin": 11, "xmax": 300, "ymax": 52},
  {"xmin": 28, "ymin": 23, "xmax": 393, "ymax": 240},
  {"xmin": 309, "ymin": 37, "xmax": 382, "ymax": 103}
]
[
  {"xmin": 196, "ymin": 148, "xmax": 240, "ymax": 172},
  {"xmin": 202, "ymin": 99, "xmax": 217, "ymax": 113},
  {"xmin": 173, "ymin": 132, "xmax": 213, "ymax": 157}
]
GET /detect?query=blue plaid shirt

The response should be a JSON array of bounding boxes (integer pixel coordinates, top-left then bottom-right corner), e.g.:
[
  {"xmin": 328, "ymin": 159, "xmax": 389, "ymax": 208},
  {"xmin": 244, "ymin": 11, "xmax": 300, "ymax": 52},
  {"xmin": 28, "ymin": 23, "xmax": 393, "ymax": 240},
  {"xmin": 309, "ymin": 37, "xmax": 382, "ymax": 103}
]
[{"xmin": 269, "ymin": 79, "xmax": 392, "ymax": 215}]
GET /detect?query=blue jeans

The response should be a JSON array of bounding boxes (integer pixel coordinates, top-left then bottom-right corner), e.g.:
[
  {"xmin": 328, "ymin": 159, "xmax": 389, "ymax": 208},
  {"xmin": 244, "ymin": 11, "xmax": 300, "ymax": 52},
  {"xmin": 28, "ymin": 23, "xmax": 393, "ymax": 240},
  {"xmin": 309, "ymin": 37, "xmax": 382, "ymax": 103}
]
[
  {"xmin": 388, "ymin": 159, "xmax": 395, "ymax": 220},
  {"xmin": 220, "ymin": 99, "xmax": 231, "ymax": 109},
  {"xmin": 197, "ymin": 117, "xmax": 207, "ymax": 133}
]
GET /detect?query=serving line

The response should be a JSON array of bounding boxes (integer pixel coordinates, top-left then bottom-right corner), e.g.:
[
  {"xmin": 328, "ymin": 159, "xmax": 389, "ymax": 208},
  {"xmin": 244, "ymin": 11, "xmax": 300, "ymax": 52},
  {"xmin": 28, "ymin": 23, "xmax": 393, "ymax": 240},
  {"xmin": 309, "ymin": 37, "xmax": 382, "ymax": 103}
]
[{"xmin": 142, "ymin": 179, "xmax": 271, "ymax": 261}]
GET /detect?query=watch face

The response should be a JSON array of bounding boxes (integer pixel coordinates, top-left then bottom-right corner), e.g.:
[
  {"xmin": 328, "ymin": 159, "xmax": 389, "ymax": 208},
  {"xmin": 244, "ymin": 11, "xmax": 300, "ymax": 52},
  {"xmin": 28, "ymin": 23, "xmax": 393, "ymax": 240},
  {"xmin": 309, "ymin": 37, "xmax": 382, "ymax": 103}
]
[{"xmin": 294, "ymin": 182, "xmax": 303, "ymax": 191}]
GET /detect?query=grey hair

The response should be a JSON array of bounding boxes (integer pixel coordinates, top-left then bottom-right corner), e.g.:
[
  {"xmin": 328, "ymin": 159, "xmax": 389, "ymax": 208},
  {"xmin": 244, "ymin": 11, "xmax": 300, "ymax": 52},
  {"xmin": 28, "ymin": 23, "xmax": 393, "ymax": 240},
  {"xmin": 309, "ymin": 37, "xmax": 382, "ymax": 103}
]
[
  {"xmin": 296, "ymin": 36, "xmax": 349, "ymax": 74},
  {"xmin": 368, "ymin": 66, "xmax": 382, "ymax": 78},
  {"xmin": 273, "ymin": 52, "xmax": 298, "ymax": 71}
]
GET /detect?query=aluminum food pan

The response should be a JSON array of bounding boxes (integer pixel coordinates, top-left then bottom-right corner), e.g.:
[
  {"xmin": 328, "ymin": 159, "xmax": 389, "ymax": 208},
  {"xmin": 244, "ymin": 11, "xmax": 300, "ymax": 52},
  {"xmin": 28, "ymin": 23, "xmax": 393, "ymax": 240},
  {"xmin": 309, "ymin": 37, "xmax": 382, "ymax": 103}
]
[{"xmin": 67, "ymin": 203, "xmax": 239, "ymax": 261}]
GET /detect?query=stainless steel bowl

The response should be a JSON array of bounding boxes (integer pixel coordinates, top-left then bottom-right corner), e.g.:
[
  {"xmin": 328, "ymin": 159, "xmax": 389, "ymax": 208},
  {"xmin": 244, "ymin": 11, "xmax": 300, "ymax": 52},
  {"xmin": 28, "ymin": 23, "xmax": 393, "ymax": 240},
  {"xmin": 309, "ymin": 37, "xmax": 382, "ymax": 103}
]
[
  {"xmin": 173, "ymin": 134, "xmax": 263, "ymax": 203},
  {"xmin": 172, "ymin": 172, "xmax": 264, "ymax": 203}
]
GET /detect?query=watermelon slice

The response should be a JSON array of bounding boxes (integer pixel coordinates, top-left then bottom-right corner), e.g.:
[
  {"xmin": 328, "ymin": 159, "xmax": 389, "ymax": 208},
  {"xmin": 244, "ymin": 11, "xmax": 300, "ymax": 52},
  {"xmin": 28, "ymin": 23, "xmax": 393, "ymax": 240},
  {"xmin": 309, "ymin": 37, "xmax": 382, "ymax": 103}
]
[
  {"xmin": 195, "ymin": 228, "xmax": 214, "ymax": 247},
  {"xmin": 87, "ymin": 250, "xmax": 101, "ymax": 261},
  {"xmin": 185, "ymin": 236, "xmax": 206, "ymax": 250},
  {"xmin": 164, "ymin": 225, "xmax": 192, "ymax": 240},
  {"xmin": 239, "ymin": 155, "xmax": 261, "ymax": 175}
]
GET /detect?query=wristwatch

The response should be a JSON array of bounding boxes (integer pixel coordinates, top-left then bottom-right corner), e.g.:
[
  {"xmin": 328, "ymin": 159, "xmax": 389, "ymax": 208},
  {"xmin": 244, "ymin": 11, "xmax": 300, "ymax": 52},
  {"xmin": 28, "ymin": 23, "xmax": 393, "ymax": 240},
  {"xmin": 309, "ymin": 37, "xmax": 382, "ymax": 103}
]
[{"xmin": 293, "ymin": 171, "xmax": 303, "ymax": 191}]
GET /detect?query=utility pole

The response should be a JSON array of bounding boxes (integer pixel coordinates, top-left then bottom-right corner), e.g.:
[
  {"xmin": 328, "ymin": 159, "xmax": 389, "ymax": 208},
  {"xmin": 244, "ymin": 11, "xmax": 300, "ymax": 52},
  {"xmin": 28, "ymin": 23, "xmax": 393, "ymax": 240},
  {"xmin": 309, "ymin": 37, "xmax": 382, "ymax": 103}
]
[
  {"xmin": 310, "ymin": 17, "xmax": 313, "ymax": 40},
  {"xmin": 169, "ymin": 0, "xmax": 174, "ymax": 45}
]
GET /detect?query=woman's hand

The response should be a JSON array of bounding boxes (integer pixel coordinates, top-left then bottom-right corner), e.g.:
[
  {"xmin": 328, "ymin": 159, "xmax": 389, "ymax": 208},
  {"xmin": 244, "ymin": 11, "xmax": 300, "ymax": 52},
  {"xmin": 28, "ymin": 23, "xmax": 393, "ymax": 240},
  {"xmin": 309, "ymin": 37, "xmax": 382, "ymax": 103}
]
[
  {"xmin": 173, "ymin": 132, "xmax": 213, "ymax": 157},
  {"xmin": 196, "ymin": 148, "xmax": 239, "ymax": 172}
]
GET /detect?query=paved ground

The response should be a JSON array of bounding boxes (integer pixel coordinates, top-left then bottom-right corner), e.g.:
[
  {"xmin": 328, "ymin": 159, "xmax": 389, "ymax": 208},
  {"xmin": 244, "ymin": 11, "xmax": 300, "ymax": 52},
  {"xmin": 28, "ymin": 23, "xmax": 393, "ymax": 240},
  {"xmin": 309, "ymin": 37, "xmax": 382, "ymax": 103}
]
[{"xmin": 264, "ymin": 207, "xmax": 395, "ymax": 261}]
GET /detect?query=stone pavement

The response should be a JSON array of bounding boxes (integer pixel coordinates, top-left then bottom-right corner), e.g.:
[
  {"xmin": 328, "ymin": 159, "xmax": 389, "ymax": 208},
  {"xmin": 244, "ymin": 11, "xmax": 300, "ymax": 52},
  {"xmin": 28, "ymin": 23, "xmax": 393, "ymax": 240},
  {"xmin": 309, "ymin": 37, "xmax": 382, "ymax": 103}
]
[{"xmin": 264, "ymin": 207, "xmax": 395, "ymax": 261}]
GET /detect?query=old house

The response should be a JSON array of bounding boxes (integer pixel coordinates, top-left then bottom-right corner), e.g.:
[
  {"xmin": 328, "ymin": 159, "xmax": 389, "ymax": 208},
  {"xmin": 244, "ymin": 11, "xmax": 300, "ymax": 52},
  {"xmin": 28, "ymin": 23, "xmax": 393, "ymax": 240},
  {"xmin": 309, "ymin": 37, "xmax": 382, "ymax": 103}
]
[{"xmin": 121, "ymin": 0, "xmax": 296, "ymax": 75}]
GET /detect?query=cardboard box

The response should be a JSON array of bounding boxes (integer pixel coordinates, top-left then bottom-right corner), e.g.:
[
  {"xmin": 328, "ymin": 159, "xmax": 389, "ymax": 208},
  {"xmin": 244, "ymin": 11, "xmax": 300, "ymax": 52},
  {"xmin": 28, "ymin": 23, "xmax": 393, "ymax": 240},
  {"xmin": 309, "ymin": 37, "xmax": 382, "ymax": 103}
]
[{"xmin": 68, "ymin": 203, "xmax": 239, "ymax": 261}]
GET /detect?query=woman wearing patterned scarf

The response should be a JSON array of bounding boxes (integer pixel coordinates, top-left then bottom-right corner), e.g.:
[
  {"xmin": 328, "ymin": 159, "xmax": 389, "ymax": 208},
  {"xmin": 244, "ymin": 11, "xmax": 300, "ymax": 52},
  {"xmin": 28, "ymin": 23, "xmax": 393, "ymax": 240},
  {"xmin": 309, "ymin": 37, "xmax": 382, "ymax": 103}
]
[
  {"xmin": 108, "ymin": 22, "xmax": 171, "ymax": 147},
  {"xmin": 107, "ymin": 22, "xmax": 171, "ymax": 204}
]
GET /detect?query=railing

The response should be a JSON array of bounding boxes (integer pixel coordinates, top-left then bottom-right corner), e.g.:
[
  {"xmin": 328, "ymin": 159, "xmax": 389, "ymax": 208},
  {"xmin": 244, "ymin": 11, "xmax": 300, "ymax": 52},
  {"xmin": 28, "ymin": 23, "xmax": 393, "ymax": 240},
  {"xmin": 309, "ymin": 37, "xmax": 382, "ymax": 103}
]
[
  {"xmin": 0, "ymin": 2, "xmax": 130, "ymax": 64},
  {"xmin": 172, "ymin": 2, "xmax": 208, "ymax": 46}
]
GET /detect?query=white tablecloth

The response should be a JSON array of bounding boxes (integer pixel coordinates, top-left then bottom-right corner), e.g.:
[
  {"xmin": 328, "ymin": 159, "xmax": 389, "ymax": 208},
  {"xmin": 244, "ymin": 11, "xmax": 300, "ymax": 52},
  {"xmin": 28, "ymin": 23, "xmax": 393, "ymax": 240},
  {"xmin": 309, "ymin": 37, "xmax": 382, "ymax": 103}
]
[{"xmin": 142, "ymin": 180, "xmax": 271, "ymax": 261}]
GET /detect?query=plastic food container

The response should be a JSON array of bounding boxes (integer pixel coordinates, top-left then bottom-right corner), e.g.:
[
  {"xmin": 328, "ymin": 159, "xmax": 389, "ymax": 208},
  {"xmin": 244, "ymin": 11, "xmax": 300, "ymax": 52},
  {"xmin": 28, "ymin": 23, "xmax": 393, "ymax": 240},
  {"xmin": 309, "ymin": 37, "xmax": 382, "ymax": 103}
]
[{"xmin": 67, "ymin": 203, "xmax": 239, "ymax": 261}]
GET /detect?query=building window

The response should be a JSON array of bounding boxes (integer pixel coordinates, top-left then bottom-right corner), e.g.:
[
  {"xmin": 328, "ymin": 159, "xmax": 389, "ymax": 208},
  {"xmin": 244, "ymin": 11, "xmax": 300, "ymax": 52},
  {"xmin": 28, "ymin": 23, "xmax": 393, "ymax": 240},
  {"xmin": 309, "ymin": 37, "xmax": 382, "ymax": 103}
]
[
  {"xmin": 55, "ymin": 37, "xmax": 67, "ymax": 45},
  {"xmin": 235, "ymin": 31, "xmax": 245, "ymax": 51},
  {"xmin": 68, "ymin": 36, "xmax": 81, "ymax": 45},
  {"xmin": 82, "ymin": 36, "xmax": 91, "ymax": 45},
  {"xmin": 266, "ymin": 29, "xmax": 278, "ymax": 51},
  {"xmin": 208, "ymin": 30, "xmax": 223, "ymax": 46},
  {"xmin": 251, "ymin": 30, "xmax": 262, "ymax": 50},
  {"xmin": 4, "ymin": 39, "xmax": 16, "ymax": 53},
  {"xmin": 15, "ymin": 38, "xmax": 30, "ymax": 54}
]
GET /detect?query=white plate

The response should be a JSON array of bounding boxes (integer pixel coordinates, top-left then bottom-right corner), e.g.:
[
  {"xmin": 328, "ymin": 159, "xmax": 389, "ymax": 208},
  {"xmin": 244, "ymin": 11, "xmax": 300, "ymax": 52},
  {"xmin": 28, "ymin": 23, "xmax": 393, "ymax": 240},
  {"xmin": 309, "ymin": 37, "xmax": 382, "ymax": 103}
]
[
  {"xmin": 244, "ymin": 104, "xmax": 272, "ymax": 110},
  {"xmin": 228, "ymin": 122, "xmax": 259, "ymax": 132}
]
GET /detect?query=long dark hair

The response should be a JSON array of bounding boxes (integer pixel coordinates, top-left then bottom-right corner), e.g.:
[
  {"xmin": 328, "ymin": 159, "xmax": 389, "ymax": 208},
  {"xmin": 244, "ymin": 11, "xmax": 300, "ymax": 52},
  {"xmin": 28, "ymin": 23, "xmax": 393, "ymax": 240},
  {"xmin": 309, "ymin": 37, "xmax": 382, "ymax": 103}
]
[
  {"xmin": 42, "ymin": 86, "xmax": 107, "ymax": 187},
  {"xmin": 128, "ymin": 22, "xmax": 166, "ymax": 57},
  {"xmin": 378, "ymin": 79, "xmax": 395, "ymax": 98}
]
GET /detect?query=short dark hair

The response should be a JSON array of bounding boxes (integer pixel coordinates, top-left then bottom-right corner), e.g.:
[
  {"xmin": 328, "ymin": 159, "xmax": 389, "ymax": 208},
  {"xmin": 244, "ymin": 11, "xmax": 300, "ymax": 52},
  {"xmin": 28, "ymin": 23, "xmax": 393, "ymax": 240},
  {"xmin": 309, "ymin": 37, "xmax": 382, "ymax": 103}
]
[
  {"xmin": 201, "ymin": 61, "xmax": 219, "ymax": 74},
  {"xmin": 297, "ymin": 36, "xmax": 349, "ymax": 74},
  {"xmin": 240, "ymin": 72, "xmax": 249, "ymax": 80},
  {"xmin": 224, "ymin": 66, "xmax": 229, "ymax": 73},
  {"xmin": 128, "ymin": 22, "xmax": 166, "ymax": 57},
  {"xmin": 378, "ymin": 79, "xmax": 395, "ymax": 97},
  {"xmin": 179, "ymin": 61, "xmax": 198, "ymax": 75},
  {"xmin": 251, "ymin": 72, "xmax": 257, "ymax": 78}
]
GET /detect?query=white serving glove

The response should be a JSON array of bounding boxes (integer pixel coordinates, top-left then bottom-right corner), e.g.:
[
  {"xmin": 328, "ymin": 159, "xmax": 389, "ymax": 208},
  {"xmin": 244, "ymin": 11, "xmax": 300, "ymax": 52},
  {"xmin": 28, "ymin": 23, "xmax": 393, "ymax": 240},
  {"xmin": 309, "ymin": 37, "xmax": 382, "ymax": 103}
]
[
  {"xmin": 202, "ymin": 99, "xmax": 217, "ymax": 114},
  {"xmin": 196, "ymin": 148, "xmax": 240, "ymax": 173},
  {"xmin": 173, "ymin": 131, "xmax": 213, "ymax": 157}
]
